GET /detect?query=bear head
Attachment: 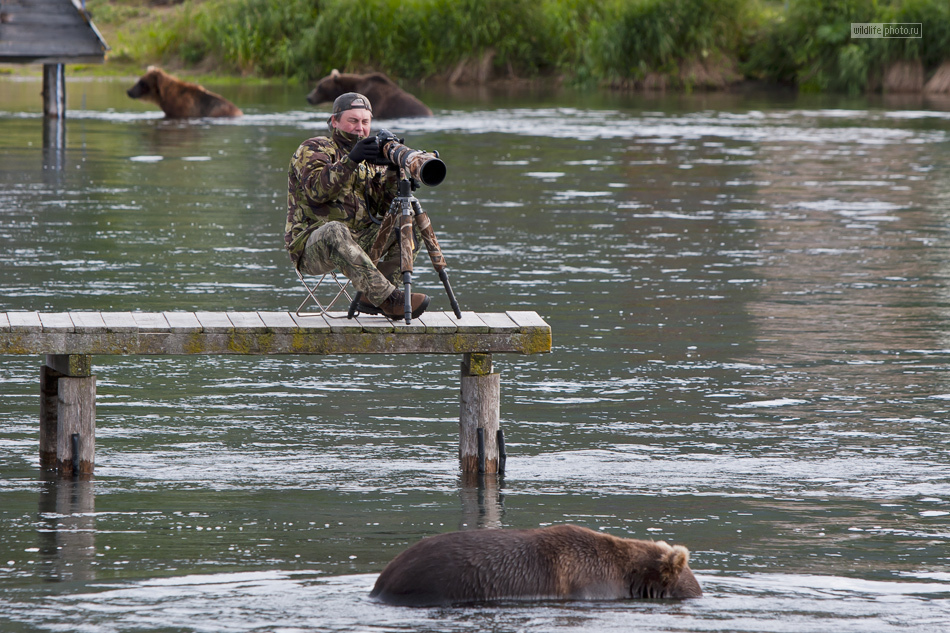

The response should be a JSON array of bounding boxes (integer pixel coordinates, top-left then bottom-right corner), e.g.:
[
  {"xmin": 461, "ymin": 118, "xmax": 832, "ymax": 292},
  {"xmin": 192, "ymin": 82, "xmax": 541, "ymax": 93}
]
[
  {"xmin": 306, "ymin": 69, "xmax": 348, "ymax": 106},
  {"xmin": 627, "ymin": 540, "xmax": 703, "ymax": 599},
  {"xmin": 127, "ymin": 66, "xmax": 165, "ymax": 105}
]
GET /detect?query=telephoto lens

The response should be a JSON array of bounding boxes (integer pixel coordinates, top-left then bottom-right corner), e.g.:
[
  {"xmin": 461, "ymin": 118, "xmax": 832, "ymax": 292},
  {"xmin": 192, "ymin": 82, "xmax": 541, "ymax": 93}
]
[{"xmin": 376, "ymin": 129, "xmax": 446, "ymax": 187}]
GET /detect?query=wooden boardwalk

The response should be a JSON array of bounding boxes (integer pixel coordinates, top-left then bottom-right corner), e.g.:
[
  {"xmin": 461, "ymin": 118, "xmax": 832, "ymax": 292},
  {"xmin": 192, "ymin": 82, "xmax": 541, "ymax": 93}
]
[
  {"xmin": 0, "ymin": 310, "xmax": 551, "ymax": 356},
  {"xmin": 1, "ymin": 310, "xmax": 552, "ymax": 477}
]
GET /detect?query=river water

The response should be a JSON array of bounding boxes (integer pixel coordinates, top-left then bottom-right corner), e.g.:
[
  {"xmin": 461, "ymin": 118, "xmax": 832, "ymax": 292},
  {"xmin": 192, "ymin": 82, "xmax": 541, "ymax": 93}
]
[{"xmin": 1, "ymin": 75, "xmax": 950, "ymax": 632}]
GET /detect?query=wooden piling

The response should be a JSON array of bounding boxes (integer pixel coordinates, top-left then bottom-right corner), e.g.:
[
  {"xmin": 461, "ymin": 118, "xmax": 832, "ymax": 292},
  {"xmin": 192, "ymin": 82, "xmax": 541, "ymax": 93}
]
[
  {"xmin": 459, "ymin": 352, "xmax": 500, "ymax": 474},
  {"xmin": 40, "ymin": 354, "xmax": 95, "ymax": 476},
  {"xmin": 42, "ymin": 64, "xmax": 66, "ymax": 119},
  {"xmin": 39, "ymin": 365, "xmax": 59, "ymax": 469}
]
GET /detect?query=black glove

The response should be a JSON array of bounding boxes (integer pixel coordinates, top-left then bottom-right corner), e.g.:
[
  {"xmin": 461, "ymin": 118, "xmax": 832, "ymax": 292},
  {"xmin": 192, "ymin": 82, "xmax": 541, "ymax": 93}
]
[{"xmin": 348, "ymin": 137, "xmax": 379, "ymax": 164}]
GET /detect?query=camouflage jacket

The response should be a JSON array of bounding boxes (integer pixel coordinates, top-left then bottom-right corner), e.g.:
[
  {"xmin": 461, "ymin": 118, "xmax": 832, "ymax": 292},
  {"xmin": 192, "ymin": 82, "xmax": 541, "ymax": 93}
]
[{"xmin": 285, "ymin": 128, "xmax": 398, "ymax": 266}]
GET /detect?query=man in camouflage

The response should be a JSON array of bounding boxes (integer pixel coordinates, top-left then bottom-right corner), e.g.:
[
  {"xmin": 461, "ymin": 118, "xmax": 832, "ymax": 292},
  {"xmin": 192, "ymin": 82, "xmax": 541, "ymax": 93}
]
[{"xmin": 286, "ymin": 92, "xmax": 429, "ymax": 318}]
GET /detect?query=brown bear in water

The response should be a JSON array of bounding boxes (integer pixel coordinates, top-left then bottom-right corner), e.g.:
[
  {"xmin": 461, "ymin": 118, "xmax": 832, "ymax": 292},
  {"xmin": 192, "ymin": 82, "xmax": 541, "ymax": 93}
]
[
  {"xmin": 306, "ymin": 69, "xmax": 432, "ymax": 119},
  {"xmin": 370, "ymin": 524, "xmax": 702, "ymax": 606},
  {"xmin": 127, "ymin": 66, "xmax": 242, "ymax": 118}
]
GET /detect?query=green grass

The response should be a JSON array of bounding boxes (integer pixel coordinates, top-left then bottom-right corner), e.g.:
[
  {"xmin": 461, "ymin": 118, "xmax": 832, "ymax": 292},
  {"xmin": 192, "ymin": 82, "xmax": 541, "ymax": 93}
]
[{"xmin": 79, "ymin": 0, "xmax": 950, "ymax": 93}]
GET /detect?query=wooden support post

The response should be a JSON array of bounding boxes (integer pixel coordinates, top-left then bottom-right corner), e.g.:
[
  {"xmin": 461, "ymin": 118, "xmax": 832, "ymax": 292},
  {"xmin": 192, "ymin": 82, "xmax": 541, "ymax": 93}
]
[
  {"xmin": 40, "ymin": 355, "xmax": 95, "ymax": 476},
  {"xmin": 42, "ymin": 64, "xmax": 66, "ymax": 119},
  {"xmin": 39, "ymin": 365, "xmax": 59, "ymax": 469},
  {"xmin": 459, "ymin": 352, "xmax": 500, "ymax": 475}
]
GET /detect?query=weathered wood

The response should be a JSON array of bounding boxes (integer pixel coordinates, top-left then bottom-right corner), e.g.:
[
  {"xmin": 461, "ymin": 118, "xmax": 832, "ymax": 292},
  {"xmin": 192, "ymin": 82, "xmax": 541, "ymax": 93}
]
[
  {"xmin": 100, "ymin": 312, "xmax": 137, "ymax": 332},
  {"xmin": 476, "ymin": 312, "xmax": 519, "ymax": 332},
  {"xmin": 453, "ymin": 312, "xmax": 490, "ymax": 333},
  {"xmin": 8, "ymin": 312, "xmax": 41, "ymax": 331},
  {"xmin": 131, "ymin": 312, "xmax": 170, "ymax": 332},
  {"xmin": 0, "ymin": 0, "xmax": 108, "ymax": 64},
  {"xmin": 163, "ymin": 311, "xmax": 202, "ymax": 333},
  {"xmin": 194, "ymin": 312, "xmax": 233, "ymax": 333},
  {"xmin": 2, "ymin": 311, "xmax": 550, "ymax": 477},
  {"xmin": 56, "ymin": 375, "xmax": 95, "ymax": 476},
  {"xmin": 0, "ymin": 311, "xmax": 551, "ymax": 356},
  {"xmin": 226, "ymin": 312, "xmax": 267, "ymax": 332},
  {"xmin": 39, "ymin": 364, "xmax": 59, "ymax": 469},
  {"xmin": 42, "ymin": 63, "xmax": 65, "ymax": 119},
  {"xmin": 459, "ymin": 352, "xmax": 500, "ymax": 474},
  {"xmin": 258, "ymin": 311, "xmax": 299, "ymax": 332},
  {"xmin": 71, "ymin": 312, "xmax": 106, "ymax": 333},
  {"xmin": 45, "ymin": 353, "xmax": 90, "ymax": 376},
  {"xmin": 417, "ymin": 311, "xmax": 458, "ymax": 334}
]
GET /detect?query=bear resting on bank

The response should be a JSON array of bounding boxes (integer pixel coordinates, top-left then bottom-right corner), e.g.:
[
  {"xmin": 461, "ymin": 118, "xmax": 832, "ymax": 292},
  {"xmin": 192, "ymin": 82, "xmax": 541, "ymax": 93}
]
[
  {"xmin": 370, "ymin": 524, "xmax": 702, "ymax": 606},
  {"xmin": 127, "ymin": 66, "xmax": 242, "ymax": 118},
  {"xmin": 306, "ymin": 69, "xmax": 432, "ymax": 119}
]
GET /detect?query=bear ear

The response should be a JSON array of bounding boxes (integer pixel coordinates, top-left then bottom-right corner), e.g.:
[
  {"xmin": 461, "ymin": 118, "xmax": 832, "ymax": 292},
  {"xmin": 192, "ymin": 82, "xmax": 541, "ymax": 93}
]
[
  {"xmin": 331, "ymin": 68, "xmax": 340, "ymax": 78},
  {"xmin": 659, "ymin": 544, "xmax": 690, "ymax": 583}
]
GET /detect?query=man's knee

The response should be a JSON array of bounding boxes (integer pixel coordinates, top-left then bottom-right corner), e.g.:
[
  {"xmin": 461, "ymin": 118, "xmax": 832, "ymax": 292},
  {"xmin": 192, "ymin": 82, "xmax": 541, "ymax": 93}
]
[{"xmin": 321, "ymin": 221, "xmax": 351, "ymax": 244}]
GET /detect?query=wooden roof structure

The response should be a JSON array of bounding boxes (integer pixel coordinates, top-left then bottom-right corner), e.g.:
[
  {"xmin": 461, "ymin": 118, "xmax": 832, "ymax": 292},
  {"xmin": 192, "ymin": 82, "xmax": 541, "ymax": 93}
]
[{"xmin": 0, "ymin": 0, "xmax": 108, "ymax": 64}]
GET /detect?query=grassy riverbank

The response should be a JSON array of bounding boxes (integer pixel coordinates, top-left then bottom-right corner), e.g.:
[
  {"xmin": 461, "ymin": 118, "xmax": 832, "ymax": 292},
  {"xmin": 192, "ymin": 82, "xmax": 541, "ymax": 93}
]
[{"xmin": 58, "ymin": 0, "xmax": 950, "ymax": 93}]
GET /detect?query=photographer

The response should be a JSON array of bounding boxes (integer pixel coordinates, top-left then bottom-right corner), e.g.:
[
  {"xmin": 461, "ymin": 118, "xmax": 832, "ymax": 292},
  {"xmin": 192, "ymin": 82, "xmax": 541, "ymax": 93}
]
[{"xmin": 285, "ymin": 92, "xmax": 430, "ymax": 319}]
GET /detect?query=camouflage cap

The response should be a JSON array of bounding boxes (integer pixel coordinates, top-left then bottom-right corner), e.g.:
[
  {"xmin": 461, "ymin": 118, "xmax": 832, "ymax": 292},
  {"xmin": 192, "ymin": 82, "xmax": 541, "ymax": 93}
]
[{"xmin": 332, "ymin": 92, "xmax": 373, "ymax": 117}]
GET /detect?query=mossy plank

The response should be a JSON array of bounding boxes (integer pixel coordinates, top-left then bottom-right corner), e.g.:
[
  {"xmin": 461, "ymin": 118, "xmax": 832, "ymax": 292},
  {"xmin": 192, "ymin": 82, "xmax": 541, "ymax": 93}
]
[{"xmin": 0, "ymin": 311, "xmax": 551, "ymax": 355}]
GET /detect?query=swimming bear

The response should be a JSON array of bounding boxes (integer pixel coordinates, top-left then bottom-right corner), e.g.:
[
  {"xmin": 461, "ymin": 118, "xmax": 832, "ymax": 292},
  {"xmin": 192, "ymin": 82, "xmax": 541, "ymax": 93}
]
[{"xmin": 370, "ymin": 524, "xmax": 702, "ymax": 606}]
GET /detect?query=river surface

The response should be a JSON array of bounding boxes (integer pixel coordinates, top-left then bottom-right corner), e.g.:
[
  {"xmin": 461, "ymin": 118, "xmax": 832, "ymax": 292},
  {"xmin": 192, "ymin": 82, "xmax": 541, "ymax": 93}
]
[{"xmin": 1, "ymin": 75, "xmax": 950, "ymax": 632}]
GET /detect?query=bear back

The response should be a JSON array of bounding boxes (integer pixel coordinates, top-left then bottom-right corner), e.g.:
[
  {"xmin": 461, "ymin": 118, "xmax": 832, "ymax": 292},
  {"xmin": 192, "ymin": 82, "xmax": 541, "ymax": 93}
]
[{"xmin": 370, "ymin": 524, "xmax": 702, "ymax": 606}]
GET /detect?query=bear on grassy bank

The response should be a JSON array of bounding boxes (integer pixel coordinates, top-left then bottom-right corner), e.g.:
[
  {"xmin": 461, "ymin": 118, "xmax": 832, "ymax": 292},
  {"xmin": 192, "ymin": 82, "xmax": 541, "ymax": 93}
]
[
  {"xmin": 127, "ymin": 66, "xmax": 242, "ymax": 118},
  {"xmin": 306, "ymin": 69, "xmax": 432, "ymax": 119},
  {"xmin": 370, "ymin": 524, "xmax": 702, "ymax": 606}
]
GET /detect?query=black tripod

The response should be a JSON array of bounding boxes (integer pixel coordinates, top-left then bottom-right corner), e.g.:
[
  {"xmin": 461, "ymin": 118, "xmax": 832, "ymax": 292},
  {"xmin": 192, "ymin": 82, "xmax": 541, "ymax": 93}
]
[{"xmin": 348, "ymin": 176, "xmax": 462, "ymax": 323}]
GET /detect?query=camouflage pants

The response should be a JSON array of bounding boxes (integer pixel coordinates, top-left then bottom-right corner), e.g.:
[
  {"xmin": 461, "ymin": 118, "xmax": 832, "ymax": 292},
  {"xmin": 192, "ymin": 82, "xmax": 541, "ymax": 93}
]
[{"xmin": 299, "ymin": 221, "xmax": 418, "ymax": 306}]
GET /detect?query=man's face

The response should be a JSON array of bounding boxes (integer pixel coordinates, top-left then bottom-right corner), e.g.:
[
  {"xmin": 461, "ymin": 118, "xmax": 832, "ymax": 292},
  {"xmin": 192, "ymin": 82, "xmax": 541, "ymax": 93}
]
[{"xmin": 332, "ymin": 109, "xmax": 372, "ymax": 138}]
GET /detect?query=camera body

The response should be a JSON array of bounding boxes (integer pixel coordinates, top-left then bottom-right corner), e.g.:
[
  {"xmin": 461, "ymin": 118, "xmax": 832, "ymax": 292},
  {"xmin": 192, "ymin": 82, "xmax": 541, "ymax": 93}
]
[{"xmin": 376, "ymin": 129, "xmax": 446, "ymax": 187}]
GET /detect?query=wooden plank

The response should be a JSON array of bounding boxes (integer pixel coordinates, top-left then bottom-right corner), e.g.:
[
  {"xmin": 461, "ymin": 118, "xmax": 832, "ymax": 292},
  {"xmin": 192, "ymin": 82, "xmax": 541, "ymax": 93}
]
[
  {"xmin": 289, "ymin": 312, "xmax": 332, "ymax": 331},
  {"xmin": 194, "ymin": 312, "xmax": 233, "ymax": 333},
  {"xmin": 163, "ymin": 312, "xmax": 202, "ymax": 333},
  {"xmin": 7, "ymin": 311, "xmax": 41, "ymax": 332},
  {"xmin": 70, "ymin": 312, "xmax": 106, "ymax": 333},
  {"xmin": 0, "ymin": 312, "xmax": 551, "ymax": 356},
  {"xmin": 453, "ymin": 312, "xmax": 490, "ymax": 333},
  {"xmin": 507, "ymin": 311, "xmax": 549, "ymax": 331},
  {"xmin": 355, "ymin": 315, "xmax": 395, "ymax": 333},
  {"xmin": 418, "ymin": 311, "xmax": 458, "ymax": 334},
  {"xmin": 476, "ymin": 312, "xmax": 519, "ymax": 333},
  {"xmin": 258, "ymin": 312, "xmax": 300, "ymax": 333},
  {"xmin": 320, "ymin": 312, "xmax": 363, "ymax": 334},
  {"xmin": 131, "ymin": 312, "xmax": 170, "ymax": 332},
  {"xmin": 390, "ymin": 318, "xmax": 427, "ymax": 334},
  {"xmin": 39, "ymin": 313, "xmax": 75, "ymax": 332},
  {"xmin": 226, "ymin": 312, "xmax": 267, "ymax": 332},
  {"xmin": 100, "ymin": 312, "xmax": 137, "ymax": 333}
]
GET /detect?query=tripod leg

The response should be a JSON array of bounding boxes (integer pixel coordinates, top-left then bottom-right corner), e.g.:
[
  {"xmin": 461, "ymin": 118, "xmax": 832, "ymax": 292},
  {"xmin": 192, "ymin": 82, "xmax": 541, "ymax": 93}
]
[
  {"xmin": 414, "ymin": 207, "xmax": 462, "ymax": 319},
  {"xmin": 399, "ymin": 209, "xmax": 415, "ymax": 324},
  {"xmin": 438, "ymin": 268, "xmax": 462, "ymax": 319}
]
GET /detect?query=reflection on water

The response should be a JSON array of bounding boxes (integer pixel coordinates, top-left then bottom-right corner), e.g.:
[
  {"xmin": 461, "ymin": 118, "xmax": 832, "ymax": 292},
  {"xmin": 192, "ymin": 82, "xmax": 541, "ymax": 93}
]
[
  {"xmin": 37, "ymin": 478, "xmax": 96, "ymax": 583},
  {"xmin": 1, "ymin": 77, "xmax": 950, "ymax": 631},
  {"xmin": 1, "ymin": 569, "xmax": 948, "ymax": 633}
]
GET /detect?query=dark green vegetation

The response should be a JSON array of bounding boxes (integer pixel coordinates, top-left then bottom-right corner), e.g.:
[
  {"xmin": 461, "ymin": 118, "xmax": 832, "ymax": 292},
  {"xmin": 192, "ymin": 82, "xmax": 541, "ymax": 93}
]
[{"xmin": 85, "ymin": 0, "xmax": 950, "ymax": 93}]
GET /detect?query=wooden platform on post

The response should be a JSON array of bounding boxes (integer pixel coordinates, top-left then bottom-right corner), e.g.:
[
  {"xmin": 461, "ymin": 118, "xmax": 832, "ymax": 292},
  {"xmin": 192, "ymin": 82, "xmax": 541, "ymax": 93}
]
[{"xmin": 1, "ymin": 310, "xmax": 552, "ymax": 477}]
